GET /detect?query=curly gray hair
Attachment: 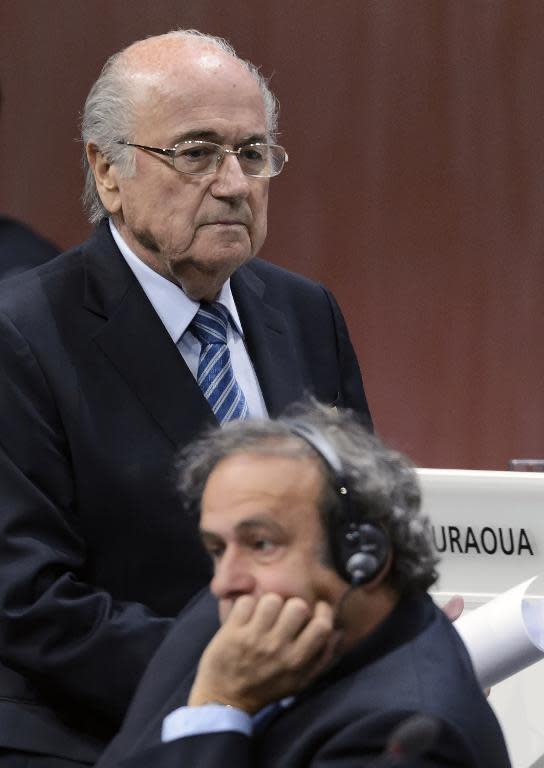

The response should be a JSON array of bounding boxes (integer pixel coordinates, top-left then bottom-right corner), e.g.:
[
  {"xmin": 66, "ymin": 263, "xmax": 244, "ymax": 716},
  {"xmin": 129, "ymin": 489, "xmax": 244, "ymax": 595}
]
[
  {"xmin": 176, "ymin": 402, "xmax": 439, "ymax": 595},
  {"xmin": 81, "ymin": 29, "xmax": 279, "ymax": 224}
]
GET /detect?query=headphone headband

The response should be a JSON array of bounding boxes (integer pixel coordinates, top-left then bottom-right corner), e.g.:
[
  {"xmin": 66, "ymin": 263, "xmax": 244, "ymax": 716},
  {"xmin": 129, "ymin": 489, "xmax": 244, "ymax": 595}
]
[
  {"xmin": 285, "ymin": 420, "xmax": 351, "ymax": 517},
  {"xmin": 284, "ymin": 418, "xmax": 389, "ymax": 586}
]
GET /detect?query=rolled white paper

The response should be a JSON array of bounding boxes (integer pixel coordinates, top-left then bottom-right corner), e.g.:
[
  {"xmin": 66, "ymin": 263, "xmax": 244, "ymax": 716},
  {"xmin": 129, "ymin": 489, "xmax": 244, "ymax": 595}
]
[{"xmin": 454, "ymin": 575, "xmax": 544, "ymax": 689}]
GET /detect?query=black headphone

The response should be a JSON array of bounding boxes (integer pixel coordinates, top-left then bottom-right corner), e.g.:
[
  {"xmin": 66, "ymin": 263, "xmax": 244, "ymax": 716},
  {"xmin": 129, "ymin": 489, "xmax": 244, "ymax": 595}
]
[{"xmin": 286, "ymin": 420, "xmax": 390, "ymax": 586}]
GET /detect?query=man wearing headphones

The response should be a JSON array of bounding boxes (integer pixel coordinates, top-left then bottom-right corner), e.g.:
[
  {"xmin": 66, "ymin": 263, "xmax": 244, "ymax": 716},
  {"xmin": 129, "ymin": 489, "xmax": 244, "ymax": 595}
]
[{"xmin": 98, "ymin": 403, "xmax": 510, "ymax": 768}]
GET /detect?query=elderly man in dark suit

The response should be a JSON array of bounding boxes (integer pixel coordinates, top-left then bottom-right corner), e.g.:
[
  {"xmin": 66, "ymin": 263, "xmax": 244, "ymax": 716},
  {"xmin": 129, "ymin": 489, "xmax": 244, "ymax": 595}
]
[
  {"xmin": 96, "ymin": 404, "xmax": 510, "ymax": 768},
  {"xmin": 0, "ymin": 30, "xmax": 370, "ymax": 767}
]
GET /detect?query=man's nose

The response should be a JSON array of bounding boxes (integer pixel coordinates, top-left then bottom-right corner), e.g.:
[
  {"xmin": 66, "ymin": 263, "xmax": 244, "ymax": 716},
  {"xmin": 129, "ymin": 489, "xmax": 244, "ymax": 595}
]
[
  {"xmin": 210, "ymin": 549, "xmax": 255, "ymax": 600},
  {"xmin": 210, "ymin": 153, "xmax": 251, "ymax": 200}
]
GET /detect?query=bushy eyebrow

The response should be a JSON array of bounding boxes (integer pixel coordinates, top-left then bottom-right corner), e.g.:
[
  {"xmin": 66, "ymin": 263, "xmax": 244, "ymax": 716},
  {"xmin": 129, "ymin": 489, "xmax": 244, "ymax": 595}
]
[
  {"xmin": 200, "ymin": 516, "xmax": 285, "ymax": 544},
  {"xmin": 171, "ymin": 130, "xmax": 268, "ymax": 147},
  {"xmin": 200, "ymin": 530, "xmax": 223, "ymax": 550},
  {"xmin": 235, "ymin": 518, "xmax": 284, "ymax": 537}
]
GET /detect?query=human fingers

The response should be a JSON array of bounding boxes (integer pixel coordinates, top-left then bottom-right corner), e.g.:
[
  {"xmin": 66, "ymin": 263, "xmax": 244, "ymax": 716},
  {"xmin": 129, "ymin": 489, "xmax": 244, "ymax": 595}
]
[
  {"xmin": 268, "ymin": 596, "xmax": 312, "ymax": 639},
  {"xmin": 442, "ymin": 594, "xmax": 464, "ymax": 622},
  {"xmin": 245, "ymin": 592, "xmax": 287, "ymax": 633},
  {"xmin": 287, "ymin": 601, "xmax": 336, "ymax": 669},
  {"xmin": 226, "ymin": 594, "xmax": 257, "ymax": 626}
]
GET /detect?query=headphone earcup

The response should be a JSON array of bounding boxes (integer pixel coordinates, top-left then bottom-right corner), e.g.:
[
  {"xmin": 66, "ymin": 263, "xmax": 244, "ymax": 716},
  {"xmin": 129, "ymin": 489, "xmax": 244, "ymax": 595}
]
[
  {"xmin": 334, "ymin": 522, "xmax": 389, "ymax": 586},
  {"xmin": 345, "ymin": 551, "xmax": 380, "ymax": 582},
  {"xmin": 284, "ymin": 419, "xmax": 390, "ymax": 587}
]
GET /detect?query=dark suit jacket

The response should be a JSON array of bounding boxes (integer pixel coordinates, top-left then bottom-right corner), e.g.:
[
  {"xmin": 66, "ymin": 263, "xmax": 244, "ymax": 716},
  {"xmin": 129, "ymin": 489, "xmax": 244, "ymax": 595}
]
[
  {"xmin": 99, "ymin": 592, "xmax": 511, "ymax": 768},
  {"xmin": 0, "ymin": 221, "xmax": 370, "ymax": 764},
  {"xmin": 0, "ymin": 215, "xmax": 59, "ymax": 279}
]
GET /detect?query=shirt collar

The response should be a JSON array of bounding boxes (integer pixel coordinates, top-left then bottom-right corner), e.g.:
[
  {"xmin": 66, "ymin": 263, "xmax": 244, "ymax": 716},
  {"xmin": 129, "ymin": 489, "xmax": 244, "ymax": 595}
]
[{"xmin": 109, "ymin": 219, "xmax": 244, "ymax": 342}]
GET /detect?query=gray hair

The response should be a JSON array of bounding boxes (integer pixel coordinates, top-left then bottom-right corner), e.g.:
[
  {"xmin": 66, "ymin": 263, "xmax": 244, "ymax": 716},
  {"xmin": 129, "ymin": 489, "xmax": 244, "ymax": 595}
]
[
  {"xmin": 81, "ymin": 29, "xmax": 279, "ymax": 224},
  {"xmin": 177, "ymin": 402, "xmax": 439, "ymax": 595}
]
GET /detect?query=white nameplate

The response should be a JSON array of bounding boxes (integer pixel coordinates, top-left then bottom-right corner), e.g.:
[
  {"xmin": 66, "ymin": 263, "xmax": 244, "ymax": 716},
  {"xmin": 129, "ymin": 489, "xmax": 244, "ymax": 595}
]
[{"xmin": 416, "ymin": 468, "xmax": 544, "ymax": 607}]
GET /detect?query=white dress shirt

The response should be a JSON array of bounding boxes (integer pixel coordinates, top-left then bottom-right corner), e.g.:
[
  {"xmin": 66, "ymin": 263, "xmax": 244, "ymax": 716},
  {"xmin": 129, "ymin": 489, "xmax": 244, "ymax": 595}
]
[
  {"xmin": 109, "ymin": 219, "xmax": 267, "ymax": 419},
  {"xmin": 161, "ymin": 698, "xmax": 295, "ymax": 742}
]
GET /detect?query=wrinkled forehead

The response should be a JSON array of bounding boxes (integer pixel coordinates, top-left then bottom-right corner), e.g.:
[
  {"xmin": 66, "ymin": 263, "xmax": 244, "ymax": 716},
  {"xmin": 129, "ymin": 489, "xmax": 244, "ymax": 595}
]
[
  {"xmin": 200, "ymin": 452, "xmax": 327, "ymax": 532},
  {"xmin": 120, "ymin": 38, "xmax": 266, "ymax": 131}
]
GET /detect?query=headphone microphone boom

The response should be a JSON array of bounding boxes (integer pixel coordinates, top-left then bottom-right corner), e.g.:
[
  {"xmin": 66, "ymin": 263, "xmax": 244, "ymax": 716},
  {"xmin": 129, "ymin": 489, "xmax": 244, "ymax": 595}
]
[{"xmin": 285, "ymin": 420, "xmax": 390, "ymax": 586}]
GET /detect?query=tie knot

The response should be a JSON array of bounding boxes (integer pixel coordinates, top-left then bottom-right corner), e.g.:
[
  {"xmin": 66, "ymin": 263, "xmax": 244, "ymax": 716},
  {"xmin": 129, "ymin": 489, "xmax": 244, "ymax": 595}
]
[{"xmin": 191, "ymin": 303, "xmax": 230, "ymax": 346}]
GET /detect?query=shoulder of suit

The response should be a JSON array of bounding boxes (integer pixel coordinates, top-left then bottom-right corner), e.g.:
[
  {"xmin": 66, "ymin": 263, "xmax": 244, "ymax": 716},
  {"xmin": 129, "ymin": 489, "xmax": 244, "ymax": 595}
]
[
  {"xmin": 0, "ymin": 222, "xmax": 118, "ymax": 312},
  {"xmin": 244, "ymin": 257, "xmax": 328, "ymax": 294},
  {"xmin": 0, "ymin": 246, "xmax": 83, "ymax": 310}
]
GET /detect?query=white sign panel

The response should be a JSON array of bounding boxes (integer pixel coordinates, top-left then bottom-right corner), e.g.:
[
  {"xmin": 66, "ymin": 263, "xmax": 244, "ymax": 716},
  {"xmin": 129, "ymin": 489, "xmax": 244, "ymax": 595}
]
[
  {"xmin": 417, "ymin": 468, "xmax": 544, "ymax": 604},
  {"xmin": 417, "ymin": 469, "xmax": 544, "ymax": 767}
]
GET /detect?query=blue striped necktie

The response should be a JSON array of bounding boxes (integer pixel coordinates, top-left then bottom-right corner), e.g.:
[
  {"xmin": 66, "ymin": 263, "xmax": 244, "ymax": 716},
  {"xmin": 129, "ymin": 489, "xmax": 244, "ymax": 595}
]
[{"xmin": 190, "ymin": 303, "xmax": 249, "ymax": 424}]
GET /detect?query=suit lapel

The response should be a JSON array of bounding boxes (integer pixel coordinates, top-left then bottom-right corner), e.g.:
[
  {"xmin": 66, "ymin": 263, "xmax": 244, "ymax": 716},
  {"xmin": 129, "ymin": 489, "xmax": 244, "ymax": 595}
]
[
  {"xmin": 232, "ymin": 263, "xmax": 305, "ymax": 417},
  {"xmin": 82, "ymin": 223, "xmax": 216, "ymax": 447},
  {"xmin": 81, "ymin": 226, "xmax": 303, "ymax": 435}
]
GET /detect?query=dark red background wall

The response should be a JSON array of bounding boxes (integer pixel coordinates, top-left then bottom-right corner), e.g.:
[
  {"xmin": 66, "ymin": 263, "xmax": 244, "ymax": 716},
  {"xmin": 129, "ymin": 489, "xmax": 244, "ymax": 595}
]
[{"xmin": 1, "ymin": 0, "xmax": 543, "ymax": 469}]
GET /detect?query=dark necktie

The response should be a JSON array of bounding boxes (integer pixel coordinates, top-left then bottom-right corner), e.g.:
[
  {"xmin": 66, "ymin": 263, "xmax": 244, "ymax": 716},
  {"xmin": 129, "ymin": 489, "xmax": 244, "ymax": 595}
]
[{"xmin": 190, "ymin": 303, "xmax": 249, "ymax": 424}]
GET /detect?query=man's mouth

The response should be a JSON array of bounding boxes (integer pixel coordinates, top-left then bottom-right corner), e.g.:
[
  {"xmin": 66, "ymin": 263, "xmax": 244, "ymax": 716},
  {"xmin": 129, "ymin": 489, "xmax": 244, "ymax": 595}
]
[{"xmin": 206, "ymin": 220, "xmax": 246, "ymax": 226}]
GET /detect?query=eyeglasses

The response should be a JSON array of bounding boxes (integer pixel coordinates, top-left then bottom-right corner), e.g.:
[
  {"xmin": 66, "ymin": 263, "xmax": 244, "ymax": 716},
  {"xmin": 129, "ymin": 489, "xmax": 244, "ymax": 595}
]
[{"xmin": 116, "ymin": 139, "xmax": 288, "ymax": 178}]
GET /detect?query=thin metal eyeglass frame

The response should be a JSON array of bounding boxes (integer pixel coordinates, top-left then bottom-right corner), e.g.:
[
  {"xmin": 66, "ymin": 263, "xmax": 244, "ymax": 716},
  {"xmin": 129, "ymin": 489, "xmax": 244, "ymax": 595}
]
[{"xmin": 116, "ymin": 139, "xmax": 288, "ymax": 178}]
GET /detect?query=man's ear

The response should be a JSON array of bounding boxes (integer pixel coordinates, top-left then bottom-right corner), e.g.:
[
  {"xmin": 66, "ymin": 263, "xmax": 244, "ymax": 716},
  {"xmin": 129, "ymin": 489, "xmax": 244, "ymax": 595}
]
[{"xmin": 86, "ymin": 143, "xmax": 123, "ymax": 215}]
